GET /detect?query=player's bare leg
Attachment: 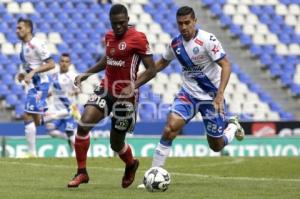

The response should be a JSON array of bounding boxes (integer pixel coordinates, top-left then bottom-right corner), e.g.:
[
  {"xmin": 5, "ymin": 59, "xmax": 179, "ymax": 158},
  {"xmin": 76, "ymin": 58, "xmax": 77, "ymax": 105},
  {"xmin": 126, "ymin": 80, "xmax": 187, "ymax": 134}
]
[
  {"xmin": 67, "ymin": 105, "xmax": 104, "ymax": 188},
  {"xmin": 138, "ymin": 113, "xmax": 185, "ymax": 188}
]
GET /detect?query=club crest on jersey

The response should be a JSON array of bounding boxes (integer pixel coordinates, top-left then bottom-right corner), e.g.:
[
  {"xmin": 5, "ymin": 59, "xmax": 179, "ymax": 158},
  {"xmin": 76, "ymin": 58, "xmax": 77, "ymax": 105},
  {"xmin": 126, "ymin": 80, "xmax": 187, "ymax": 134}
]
[
  {"xmin": 193, "ymin": 47, "xmax": 199, "ymax": 54},
  {"xmin": 118, "ymin": 41, "xmax": 126, "ymax": 50},
  {"xmin": 110, "ymin": 48, "xmax": 115, "ymax": 55},
  {"xmin": 211, "ymin": 44, "xmax": 220, "ymax": 55}
]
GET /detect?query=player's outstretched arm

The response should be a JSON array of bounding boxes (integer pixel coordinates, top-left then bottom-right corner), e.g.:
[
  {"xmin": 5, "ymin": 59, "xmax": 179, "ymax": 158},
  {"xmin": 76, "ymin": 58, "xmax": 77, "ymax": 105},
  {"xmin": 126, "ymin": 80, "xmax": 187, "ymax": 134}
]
[
  {"xmin": 74, "ymin": 55, "xmax": 107, "ymax": 88},
  {"xmin": 24, "ymin": 58, "xmax": 55, "ymax": 84},
  {"xmin": 134, "ymin": 55, "xmax": 156, "ymax": 89},
  {"xmin": 155, "ymin": 57, "xmax": 171, "ymax": 72}
]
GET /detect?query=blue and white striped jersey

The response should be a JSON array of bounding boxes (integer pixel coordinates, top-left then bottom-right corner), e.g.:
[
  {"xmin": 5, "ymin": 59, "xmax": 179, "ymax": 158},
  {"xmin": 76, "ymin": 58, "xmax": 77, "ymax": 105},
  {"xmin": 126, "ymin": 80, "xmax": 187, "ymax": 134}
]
[
  {"xmin": 163, "ymin": 29, "xmax": 226, "ymax": 100},
  {"xmin": 20, "ymin": 36, "xmax": 52, "ymax": 89}
]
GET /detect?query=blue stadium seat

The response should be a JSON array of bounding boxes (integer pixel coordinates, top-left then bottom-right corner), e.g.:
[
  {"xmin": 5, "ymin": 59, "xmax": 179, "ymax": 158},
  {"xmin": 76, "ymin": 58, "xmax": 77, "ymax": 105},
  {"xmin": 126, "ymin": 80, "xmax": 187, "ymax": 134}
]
[
  {"xmin": 14, "ymin": 104, "xmax": 24, "ymax": 118},
  {"xmin": 249, "ymin": 44, "xmax": 262, "ymax": 56},
  {"xmin": 202, "ymin": 0, "xmax": 214, "ymax": 7},
  {"xmin": 0, "ymin": 84, "xmax": 9, "ymax": 97},
  {"xmin": 290, "ymin": 84, "xmax": 300, "ymax": 96},
  {"xmin": 1, "ymin": 74, "xmax": 15, "ymax": 86},
  {"xmin": 5, "ymin": 94, "xmax": 19, "ymax": 107},
  {"xmin": 229, "ymin": 24, "xmax": 242, "ymax": 37}
]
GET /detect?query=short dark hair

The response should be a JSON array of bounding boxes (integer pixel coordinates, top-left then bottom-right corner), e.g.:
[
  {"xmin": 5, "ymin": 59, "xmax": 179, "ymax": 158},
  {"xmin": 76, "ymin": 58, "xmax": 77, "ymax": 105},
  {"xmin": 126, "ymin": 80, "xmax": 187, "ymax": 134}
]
[
  {"xmin": 176, "ymin": 6, "xmax": 195, "ymax": 19},
  {"xmin": 109, "ymin": 4, "xmax": 128, "ymax": 17},
  {"xmin": 61, "ymin": 53, "xmax": 70, "ymax": 58},
  {"xmin": 18, "ymin": 18, "xmax": 33, "ymax": 33}
]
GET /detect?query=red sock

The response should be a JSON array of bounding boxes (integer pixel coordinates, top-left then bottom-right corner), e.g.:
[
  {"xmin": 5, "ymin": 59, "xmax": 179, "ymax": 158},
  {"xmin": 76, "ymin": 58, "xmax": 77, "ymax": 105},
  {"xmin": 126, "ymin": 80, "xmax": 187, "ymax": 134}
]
[
  {"xmin": 119, "ymin": 145, "xmax": 134, "ymax": 166},
  {"xmin": 75, "ymin": 135, "xmax": 90, "ymax": 169}
]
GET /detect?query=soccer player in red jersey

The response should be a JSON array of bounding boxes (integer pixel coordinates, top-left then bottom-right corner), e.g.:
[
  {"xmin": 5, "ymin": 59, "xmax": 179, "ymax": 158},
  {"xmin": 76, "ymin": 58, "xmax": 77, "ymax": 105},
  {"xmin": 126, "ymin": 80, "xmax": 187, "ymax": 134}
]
[{"xmin": 67, "ymin": 4, "xmax": 156, "ymax": 188}]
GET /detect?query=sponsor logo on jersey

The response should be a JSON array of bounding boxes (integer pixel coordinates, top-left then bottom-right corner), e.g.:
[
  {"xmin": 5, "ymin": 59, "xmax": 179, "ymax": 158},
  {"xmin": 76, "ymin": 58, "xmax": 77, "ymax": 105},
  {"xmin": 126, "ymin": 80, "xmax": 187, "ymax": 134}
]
[
  {"xmin": 191, "ymin": 54, "xmax": 206, "ymax": 62},
  {"xmin": 118, "ymin": 41, "xmax": 126, "ymax": 50},
  {"xmin": 107, "ymin": 56, "xmax": 125, "ymax": 67},
  {"xmin": 194, "ymin": 38, "xmax": 203, "ymax": 46},
  {"xmin": 176, "ymin": 48, "xmax": 181, "ymax": 55}
]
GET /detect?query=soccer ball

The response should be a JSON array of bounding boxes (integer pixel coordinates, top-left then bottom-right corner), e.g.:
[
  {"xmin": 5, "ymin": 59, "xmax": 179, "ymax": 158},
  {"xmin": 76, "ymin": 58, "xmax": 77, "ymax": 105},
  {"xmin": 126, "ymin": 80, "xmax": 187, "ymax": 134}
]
[{"xmin": 143, "ymin": 167, "xmax": 171, "ymax": 192}]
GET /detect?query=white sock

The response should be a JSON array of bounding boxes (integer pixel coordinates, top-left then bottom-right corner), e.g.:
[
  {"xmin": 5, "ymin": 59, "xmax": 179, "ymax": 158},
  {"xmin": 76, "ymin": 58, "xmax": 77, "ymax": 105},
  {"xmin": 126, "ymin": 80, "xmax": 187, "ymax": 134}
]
[
  {"xmin": 152, "ymin": 142, "xmax": 171, "ymax": 167},
  {"xmin": 25, "ymin": 122, "xmax": 37, "ymax": 156},
  {"xmin": 48, "ymin": 130, "xmax": 68, "ymax": 140},
  {"xmin": 224, "ymin": 123, "xmax": 238, "ymax": 144}
]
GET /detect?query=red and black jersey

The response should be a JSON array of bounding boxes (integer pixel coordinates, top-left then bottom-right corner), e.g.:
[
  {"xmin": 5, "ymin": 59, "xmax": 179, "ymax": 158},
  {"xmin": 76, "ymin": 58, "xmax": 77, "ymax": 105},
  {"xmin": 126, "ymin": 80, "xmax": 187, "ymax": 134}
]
[{"xmin": 101, "ymin": 27, "xmax": 152, "ymax": 97}]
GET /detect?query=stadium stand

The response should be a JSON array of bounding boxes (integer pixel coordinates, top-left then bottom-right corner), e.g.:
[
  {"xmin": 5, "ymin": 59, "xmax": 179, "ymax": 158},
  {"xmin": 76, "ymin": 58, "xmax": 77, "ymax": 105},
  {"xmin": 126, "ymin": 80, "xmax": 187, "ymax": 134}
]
[{"xmin": 0, "ymin": 0, "xmax": 298, "ymax": 122}]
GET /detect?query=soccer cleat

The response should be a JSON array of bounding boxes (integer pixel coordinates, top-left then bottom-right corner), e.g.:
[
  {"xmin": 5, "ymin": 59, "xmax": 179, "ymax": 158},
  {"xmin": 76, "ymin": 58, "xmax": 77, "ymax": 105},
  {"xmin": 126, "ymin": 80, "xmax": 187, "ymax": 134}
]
[
  {"xmin": 122, "ymin": 159, "xmax": 139, "ymax": 188},
  {"xmin": 67, "ymin": 173, "xmax": 89, "ymax": 188},
  {"xmin": 229, "ymin": 116, "xmax": 245, "ymax": 141}
]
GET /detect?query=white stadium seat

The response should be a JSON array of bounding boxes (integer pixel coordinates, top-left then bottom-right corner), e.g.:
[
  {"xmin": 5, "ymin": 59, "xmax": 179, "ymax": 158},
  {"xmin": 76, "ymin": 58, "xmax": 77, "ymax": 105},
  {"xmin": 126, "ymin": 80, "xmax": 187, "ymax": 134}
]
[
  {"xmin": 20, "ymin": 2, "xmax": 35, "ymax": 14},
  {"xmin": 245, "ymin": 15, "xmax": 259, "ymax": 25},
  {"xmin": 232, "ymin": 15, "xmax": 245, "ymax": 25},
  {"xmin": 288, "ymin": 4, "xmax": 300, "ymax": 15},
  {"xmin": 35, "ymin": 33, "xmax": 47, "ymax": 41},
  {"xmin": 275, "ymin": 4, "xmax": 288, "ymax": 15},
  {"xmin": 0, "ymin": 33, "xmax": 6, "ymax": 44},
  {"xmin": 236, "ymin": 5, "xmax": 249, "ymax": 15},
  {"xmin": 289, "ymin": 44, "xmax": 300, "ymax": 55},
  {"xmin": 7, "ymin": 2, "xmax": 20, "ymax": 13},
  {"xmin": 48, "ymin": 33, "xmax": 62, "ymax": 44},
  {"xmin": 265, "ymin": 34, "xmax": 279, "ymax": 45},
  {"xmin": 276, "ymin": 44, "xmax": 289, "ymax": 55},
  {"xmin": 223, "ymin": 4, "xmax": 235, "ymax": 15},
  {"xmin": 1, "ymin": 43, "xmax": 15, "ymax": 54},
  {"xmin": 285, "ymin": 15, "xmax": 298, "ymax": 26}
]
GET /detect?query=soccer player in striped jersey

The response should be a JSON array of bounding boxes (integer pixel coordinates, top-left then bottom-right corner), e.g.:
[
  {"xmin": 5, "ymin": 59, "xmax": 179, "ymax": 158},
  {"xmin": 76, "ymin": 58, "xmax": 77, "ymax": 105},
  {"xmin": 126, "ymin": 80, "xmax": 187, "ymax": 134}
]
[
  {"xmin": 139, "ymin": 6, "xmax": 244, "ymax": 188},
  {"xmin": 45, "ymin": 53, "xmax": 79, "ymax": 151},
  {"xmin": 16, "ymin": 18, "xmax": 55, "ymax": 157}
]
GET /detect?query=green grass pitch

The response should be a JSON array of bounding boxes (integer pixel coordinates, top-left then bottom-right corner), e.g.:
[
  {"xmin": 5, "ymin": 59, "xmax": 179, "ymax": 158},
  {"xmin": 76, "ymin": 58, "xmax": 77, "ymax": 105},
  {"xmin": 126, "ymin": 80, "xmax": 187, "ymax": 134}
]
[{"xmin": 0, "ymin": 157, "xmax": 300, "ymax": 199}]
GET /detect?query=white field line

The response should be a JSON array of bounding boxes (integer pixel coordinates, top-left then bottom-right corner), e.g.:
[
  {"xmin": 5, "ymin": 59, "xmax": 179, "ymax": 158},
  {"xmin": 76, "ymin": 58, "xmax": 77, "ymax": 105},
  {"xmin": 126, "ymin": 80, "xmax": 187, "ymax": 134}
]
[{"xmin": 1, "ymin": 159, "xmax": 300, "ymax": 183}]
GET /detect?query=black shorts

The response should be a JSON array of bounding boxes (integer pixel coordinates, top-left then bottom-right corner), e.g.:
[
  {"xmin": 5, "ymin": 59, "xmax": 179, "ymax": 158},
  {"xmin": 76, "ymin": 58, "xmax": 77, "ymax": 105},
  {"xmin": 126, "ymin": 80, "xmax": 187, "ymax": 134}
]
[{"xmin": 85, "ymin": 86, "xmax": 136, "ymax": 134}]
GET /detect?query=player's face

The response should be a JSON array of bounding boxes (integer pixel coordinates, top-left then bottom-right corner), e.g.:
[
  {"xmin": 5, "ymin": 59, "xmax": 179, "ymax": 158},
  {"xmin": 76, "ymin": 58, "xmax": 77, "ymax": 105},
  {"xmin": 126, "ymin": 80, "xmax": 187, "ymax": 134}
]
[
  {"xmin": 59, "ymin": 56, "xmax": 71, "ymax": 73},
  {"xmin": 110, "ymin": 13, "xmax": 129, "ymax": 38},
  {"xmin": 16, "ymin": 22, "xmax": 31, "ymax": 41},
  {"xmin": 177, "ymin": 14, "xmax": 197, "ymax": 41}
]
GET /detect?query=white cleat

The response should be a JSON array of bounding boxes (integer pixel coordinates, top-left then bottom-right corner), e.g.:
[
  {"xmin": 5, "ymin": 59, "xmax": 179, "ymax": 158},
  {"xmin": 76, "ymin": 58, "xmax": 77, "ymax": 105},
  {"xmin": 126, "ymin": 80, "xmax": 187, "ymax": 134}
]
[
  {"xmin": 137, "ymin": 183, "xmax": 145, "ymax": 189},
  {"xmin": 229, "ymin": 116, "xmax": 245, "ymax": 141}
]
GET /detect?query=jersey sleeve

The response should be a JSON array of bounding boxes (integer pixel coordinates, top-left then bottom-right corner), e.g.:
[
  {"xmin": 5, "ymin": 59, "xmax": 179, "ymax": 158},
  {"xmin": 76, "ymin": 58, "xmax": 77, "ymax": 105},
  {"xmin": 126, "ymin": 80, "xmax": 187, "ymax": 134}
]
[
  {"xmin": 205, "ymin": 34, "xmax": 226, "ymax": 62},
  {"xmin": 36, "ymin": 39, "xmax": 51, "ymax": 61},
  {"xmin": 162, "ymin": 43, "xmax": 176, "ymax": 61},
  {"xmin": 134, "ymin": 32, "xmax": 152, "ymax": 55}
]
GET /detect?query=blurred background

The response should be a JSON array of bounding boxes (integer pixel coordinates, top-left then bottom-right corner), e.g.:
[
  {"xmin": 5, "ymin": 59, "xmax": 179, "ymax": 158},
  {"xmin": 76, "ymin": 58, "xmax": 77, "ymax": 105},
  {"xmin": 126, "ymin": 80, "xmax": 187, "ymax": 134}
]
[{"xmin": 0, "ymin": 0, "xmax": 299, "ymax": 158}]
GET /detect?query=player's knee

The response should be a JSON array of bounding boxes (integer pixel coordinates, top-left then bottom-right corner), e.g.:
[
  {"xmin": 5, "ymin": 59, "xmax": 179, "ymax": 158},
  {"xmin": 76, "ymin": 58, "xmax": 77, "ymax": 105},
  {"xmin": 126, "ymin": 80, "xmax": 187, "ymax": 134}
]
[
  {"xmin": 48, "ymin": 131, "xmax": 56, "ymax": 138},
  {"xmin": 110, "ymin": 142, "xmax": 123, "ymax": 153},
  {"xmin": 163, "ymin": 124, "xmax": 178, "ymax": 141},
  {"xmin": 77, "ymin": 124, "xmax": 90, "ymax": 136},
  {"xmin": 208, "ymin": 142, "xmax": 224, "ymax": 152}
]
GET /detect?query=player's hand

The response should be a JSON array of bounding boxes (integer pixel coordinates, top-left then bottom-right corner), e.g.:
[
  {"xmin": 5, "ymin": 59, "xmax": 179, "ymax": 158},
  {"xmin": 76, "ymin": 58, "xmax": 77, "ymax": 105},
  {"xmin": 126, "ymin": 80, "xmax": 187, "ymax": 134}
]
[
  {"xmin": 119, "ymin": 83, "xmax": 135, "ymax": 99},
  {"xmin": 17, "ymin": 73, "xmax": 25, "ymax": 82},
  {"xmin": 24, "ymin": 71, "xmax": 35, "ymax": 84},
  {"xmin": 74, "ymin": 74, "xmax": 87, "ymax": 89},
  {"xmin": 213, "ymin": 92, "xmax": 224, "ymax": 114}
]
